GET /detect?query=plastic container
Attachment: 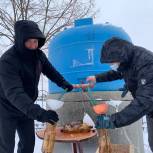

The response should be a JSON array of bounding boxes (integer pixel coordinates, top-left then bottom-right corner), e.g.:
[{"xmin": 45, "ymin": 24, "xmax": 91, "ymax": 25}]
[{"xmin": 48, "ymin": 18, "xmax": 131, "ymax": 93}]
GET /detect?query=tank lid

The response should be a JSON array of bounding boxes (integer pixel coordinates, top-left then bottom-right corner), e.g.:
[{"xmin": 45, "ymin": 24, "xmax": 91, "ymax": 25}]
[{"xmin": 74, "ymin": 18, "xmax": 93, "ymax": 27}]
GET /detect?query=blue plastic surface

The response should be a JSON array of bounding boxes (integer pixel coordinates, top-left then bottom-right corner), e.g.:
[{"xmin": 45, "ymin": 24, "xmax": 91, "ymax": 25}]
[{"xmin": 48, "ymin": 18, "xmax": 131, "ymax": 93}]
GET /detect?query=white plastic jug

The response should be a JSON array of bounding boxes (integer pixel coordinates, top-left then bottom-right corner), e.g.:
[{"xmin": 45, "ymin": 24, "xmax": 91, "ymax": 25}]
[{"xmin": 83, "ymin": 113, "xmax": 95, "ymax": 127}]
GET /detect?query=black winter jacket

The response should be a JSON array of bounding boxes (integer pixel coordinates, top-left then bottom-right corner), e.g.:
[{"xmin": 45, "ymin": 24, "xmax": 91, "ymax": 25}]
[
  {"xmin": 96, "ymin": 37, "xmax": 153, "ymax": 127},
  {"xmin": 0, "ymin": 20, "xmax": 72, "ymax": 120}
]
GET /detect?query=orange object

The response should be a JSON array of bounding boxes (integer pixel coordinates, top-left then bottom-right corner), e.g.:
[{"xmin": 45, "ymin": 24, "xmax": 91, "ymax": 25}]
[
  {"xmin": 93, "ymin": 103, "xmax": 109, "ymax": 115},
  {"xmin": 36, "ymin": 127, "xmax": 97, "ymax": 142}
]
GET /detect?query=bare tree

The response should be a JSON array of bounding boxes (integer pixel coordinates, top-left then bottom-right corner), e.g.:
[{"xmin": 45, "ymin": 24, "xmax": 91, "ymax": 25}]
[{"xmin": 0, "ymin": 0, "xmax": 97, "ymax": 52}]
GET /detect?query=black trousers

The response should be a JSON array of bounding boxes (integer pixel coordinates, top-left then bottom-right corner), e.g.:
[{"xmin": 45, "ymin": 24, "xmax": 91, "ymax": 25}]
[
  {"xmin": 0, "ymin": 116, "xmax": 35, "ymax": 153},
  {"xmin": 146, "ymin": 115, "xmax": 153, "ymax": 152}
]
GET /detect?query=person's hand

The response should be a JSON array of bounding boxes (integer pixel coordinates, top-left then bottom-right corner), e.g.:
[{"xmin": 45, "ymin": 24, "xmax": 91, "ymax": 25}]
[
  {"xmin": 86, "ymin": 76, "xmax": 96, "ymax": 88},
  {"xmin": 37, "ymin": 110, "xmax": 59, "ymax": 124},
  {"xmin": 62, "ymin": 81, "xmax": 73, "ymax": 92},
  {"xmin": 73, "ymin": 84, "xmax": 80, "ymax": 89},
  {"xmin": 73, "ymin": 83, "xmax": 90, "ymax": 90},
  {"xmin": 96, "ymin": 115, "xmax": 115, "ymax": 129}
]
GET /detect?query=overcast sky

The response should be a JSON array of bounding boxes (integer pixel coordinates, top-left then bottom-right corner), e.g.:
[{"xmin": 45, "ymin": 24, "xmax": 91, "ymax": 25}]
[{"xmin": 94, "ymin": 0, "xmax": 153, "ymax": 51}]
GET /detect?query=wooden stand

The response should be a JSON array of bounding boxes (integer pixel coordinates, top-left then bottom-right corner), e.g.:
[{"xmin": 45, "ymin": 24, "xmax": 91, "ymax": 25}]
[
  {"xmin": 96, "ymin": 129, "xmax": 134, "ymax": 153},
  {"xmin": 41, "ymin": 123, "xmax": 56, "ymax": 153},
  {"xmin": 36, "ymin": 127, "xmax": 97, "ymax": 153},
  {"xmin": 98, "ymin": 129, "xmax": 112, "ymax": 153},
  {"xmin": 37, "ymin": 128, "xmax": 134, "ymax": 153}
]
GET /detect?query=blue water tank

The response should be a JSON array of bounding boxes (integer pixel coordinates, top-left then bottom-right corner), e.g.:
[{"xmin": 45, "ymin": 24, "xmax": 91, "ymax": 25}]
[{"xmin": 48, "ymin": 18, "xmax": 131, "ymax": 93}]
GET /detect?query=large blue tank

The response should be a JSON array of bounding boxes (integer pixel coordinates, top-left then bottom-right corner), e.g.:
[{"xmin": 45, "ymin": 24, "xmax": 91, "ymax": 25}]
[{"xmin": 48, "ymin": 18, "xmax": 131, "ymax": 93}]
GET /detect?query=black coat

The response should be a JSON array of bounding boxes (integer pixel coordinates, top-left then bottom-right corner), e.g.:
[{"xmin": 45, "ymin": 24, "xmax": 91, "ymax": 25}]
[
  {"xmin": 0, "ymin": 20, "xmax": 72, "ymax": 120},
  {"xmin": 96, "ymin": 37, "xmax": 153, "ymax": 127}
]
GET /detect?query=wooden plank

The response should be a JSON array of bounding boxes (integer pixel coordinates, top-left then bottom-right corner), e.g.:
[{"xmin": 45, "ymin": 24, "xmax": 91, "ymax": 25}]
[{"xmin": 41, "ymin": 124, "xmax": 56, "ymax": 153}]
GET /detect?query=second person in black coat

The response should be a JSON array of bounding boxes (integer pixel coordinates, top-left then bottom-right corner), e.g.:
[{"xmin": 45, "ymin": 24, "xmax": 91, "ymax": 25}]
[{"xmin": 86, "ymin": 37, "xmax": 153, "ymax": 152}]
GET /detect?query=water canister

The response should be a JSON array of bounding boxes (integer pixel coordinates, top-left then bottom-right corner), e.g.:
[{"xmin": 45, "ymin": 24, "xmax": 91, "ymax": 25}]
[{"xmin": 48, "ymin": 18, "xmax": 131, "ymax": 93}]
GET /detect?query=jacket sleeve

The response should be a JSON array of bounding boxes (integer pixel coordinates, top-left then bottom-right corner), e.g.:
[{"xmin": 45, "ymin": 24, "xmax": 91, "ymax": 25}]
[
  {"xmin": 95, "ymin": 70, "xmax": 123, "ymax": 82},
  {"xmin": 40, "ymin": 51, "xmax": 72, "ymax": 89},
  {"xmin": 110, "ymin": 66, "xmax": 153, "ymax": 128},
  {"xmin": 0, "ymin": 59, "xmax": 46, "ymax": 120}
]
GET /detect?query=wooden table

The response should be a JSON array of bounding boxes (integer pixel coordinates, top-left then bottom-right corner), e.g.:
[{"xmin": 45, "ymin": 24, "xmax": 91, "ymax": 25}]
[{"xmin": 36, "ymin": 127, "xmax": 97, "ymax": 153}]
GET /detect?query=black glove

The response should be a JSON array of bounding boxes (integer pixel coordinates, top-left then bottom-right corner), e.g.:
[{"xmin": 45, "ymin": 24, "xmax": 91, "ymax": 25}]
[
  {"xmin": 62, "ymin": 81, "xmax": 73, "ymax": 92},
  {"xmin": 37, "ymin": 110, "xmax": 59, "ymax": 124}
]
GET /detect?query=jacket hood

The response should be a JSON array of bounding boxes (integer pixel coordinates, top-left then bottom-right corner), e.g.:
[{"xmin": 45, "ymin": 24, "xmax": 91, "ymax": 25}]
[
  {"xmin": 100, "ymin": 37, "xmax": 134, "ymax": 64},
  {"xmin": 14, "ymin": 20, "xmax": 46, "ymax": 51}
]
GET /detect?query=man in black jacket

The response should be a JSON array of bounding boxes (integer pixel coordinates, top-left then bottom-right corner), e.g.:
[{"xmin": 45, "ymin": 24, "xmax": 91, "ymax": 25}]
[
  {"xmin": 0, "ymin": 20, "xmax": 73, "ymax": 153},
  {"xmin": 86, "ymin": 37, "xmax": 153, "ymax": 151}
]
